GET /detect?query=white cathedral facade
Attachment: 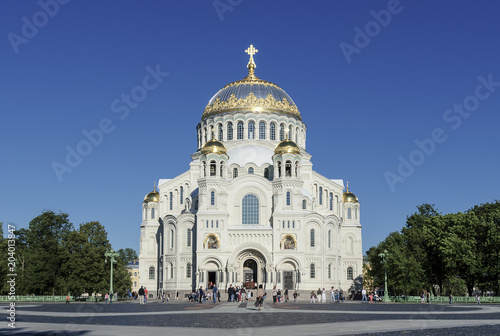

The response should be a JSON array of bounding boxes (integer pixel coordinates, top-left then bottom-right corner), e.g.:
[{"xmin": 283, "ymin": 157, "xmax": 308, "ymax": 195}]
[{"xmin": 139, "ymin": 46, "xmax": 362, "ymax": 298}]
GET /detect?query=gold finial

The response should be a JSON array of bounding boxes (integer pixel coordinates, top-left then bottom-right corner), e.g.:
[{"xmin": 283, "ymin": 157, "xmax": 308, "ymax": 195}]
[
  {"xmin": 153, "ymin": 181, "xmax": 156, "ymax": 192},
  {"xmin": 346, "ymin": 181, "xmax": 349, "ymax": 192},
  {"xmin": 245, "ymin": 44, "xmax": 258, "ymax": 77}
]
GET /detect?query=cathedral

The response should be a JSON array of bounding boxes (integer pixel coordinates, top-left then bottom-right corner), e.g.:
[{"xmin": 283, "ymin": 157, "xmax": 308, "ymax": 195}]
[{"xmin": 139, "ymin": 45, "xmax": 362, "ymax": 299}]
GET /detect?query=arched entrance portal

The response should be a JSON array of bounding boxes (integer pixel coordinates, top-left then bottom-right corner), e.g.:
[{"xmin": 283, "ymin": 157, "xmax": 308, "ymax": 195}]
[{"xmin": 243, "ymin": 259, "xmax": 257, "ymax": 289}]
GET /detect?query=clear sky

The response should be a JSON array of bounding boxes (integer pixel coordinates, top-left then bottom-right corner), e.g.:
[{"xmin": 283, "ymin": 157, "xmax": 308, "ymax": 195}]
[{"xmin": 1, "ymin": 0, "xmax": 499, "ymax": 254}]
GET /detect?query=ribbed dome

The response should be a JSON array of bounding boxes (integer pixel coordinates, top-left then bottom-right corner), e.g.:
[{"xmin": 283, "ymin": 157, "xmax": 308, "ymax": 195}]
[
  {"xmin": 201, "ymin": 45, "xmax": 301, "ymax": 121},
  {"xmin": 201, "ymin": 138, "xmax": 227, "ymax": 155},
  {"xmin": 144, "ymin": 184, "xmax": 159, "ymax": 203},
  {"xmin": 274, "ymin": 138, "xmax": 300, "ymax": 155}
]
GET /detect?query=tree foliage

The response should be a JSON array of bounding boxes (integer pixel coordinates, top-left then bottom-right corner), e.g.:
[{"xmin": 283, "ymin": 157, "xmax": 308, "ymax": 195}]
[
  {"xmin": 365, "ymin": 201, "xmax": 500, "ymax": 296},
  {"xmin": 0, "ymin": 211, "xmax": 135, "ymax": 297}
]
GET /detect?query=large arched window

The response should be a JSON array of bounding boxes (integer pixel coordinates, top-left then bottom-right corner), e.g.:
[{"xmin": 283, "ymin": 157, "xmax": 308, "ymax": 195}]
[
  {"xmin": 170, "ymin": 229, "xmax": 174, "ymax": 248},
  {"xmin": 242, "ymin": 194, "xmax": 259, "ymax": 225},
  {"xmin": 169, "ymin": 192, "xmax": 173, "ymax": 210},
  {"xmin": 186, "ymin": 263, "xmax": 192, "ymax": 278},
  {"xmin": 259, "ymin": 121, "xmax": 266, "ymax": 139},
  {"xmin": 310, "ymin": 264, "xmax": 316, "ymax": 278},
  {"xmin": 329, "ymin": 193, "xmax": 333, "ymax": 210},
  {"xmin": 149, "ymin": 266, "xmax": 155, "ymax": 280},
  {"xmin": 302, "ymin": 199, "xmax": 306, "ymax": 209},
  {"xmin": 279, "ymin": 124, "xmax": 285, "ymax": 141},
  {"xmin": 286, "ymin": 191, "xmax": 291, "ymax": 206},
  {"xmin": 218, "ymin": 124, "xmax": 223, "ymax": 141},
  {"xmin": 187, "ymin": 228, "xmax": 192, "ymax": 247},
  {"xmin": 233, "ymin": 168, "xmax": 238, "ymax": 178},
  {"xmin": 248, "ymin": 121, "xmax": 255, "ymax": 139},
  {"xmin": 227, "ymin": 122, "xmax": 233, "ymax": 140},
  {"xmin": 237, "ymin": 121, "xmax": 244, "ymax": 139},
  {"xmin": 319, "ymin": 187, "xmax": 323, "ymax": 205},
  {"xmin": 347, "ymin": 208, "xmax": 352, "ymax": 219},
  {"xmin": 210, "ymin": 191, "xmax": 215, "ymax": 205},
  {"xmin": 180, "ymin": 187, "xmax": 184, "ymax": 204},
  {"xmin": 264, "ymin": 167, "xmax": 270, "ymax": 180},
  {"xmin": 310, "ymin": 229, "xmax": 315, "ymax": 247},
  {"xmin": 285, "ymin": 161, "xmax": 292, "ymax": 177},
  {"xmin": 270, "ymin": 122, "xmax": 276, "ymax": 140},
  {"xmin": 347, "ymin": 267, "xmax": 354, "ymax": 280},
  {"xmin": 248, "ymin": 167, "xmax": 254, "ymax": 174}
]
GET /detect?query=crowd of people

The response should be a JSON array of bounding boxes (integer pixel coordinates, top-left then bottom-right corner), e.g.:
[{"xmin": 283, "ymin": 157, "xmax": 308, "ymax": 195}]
[{"xmin": 310, "ymin": 287, "xmax": 345, "ymax": 303}]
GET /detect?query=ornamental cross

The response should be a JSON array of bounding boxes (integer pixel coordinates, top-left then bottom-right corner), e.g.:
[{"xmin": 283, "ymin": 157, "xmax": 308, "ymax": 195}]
[{"xmin": 245, "ymin": 44, "xmax": 258, "ymax": 64}]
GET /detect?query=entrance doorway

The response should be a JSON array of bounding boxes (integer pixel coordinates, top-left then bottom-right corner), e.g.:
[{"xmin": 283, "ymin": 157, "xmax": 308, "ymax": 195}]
[
  {"xmin": 208, "ymin": 271, "xmax": 216, "ymax": 289},
  {"xmin": 284, "ymin": 271, "xmax": 294, "ymax": 290},
  {"xmin": 243, "ymin": 259, "xmax": 257, "ymax": 289}
]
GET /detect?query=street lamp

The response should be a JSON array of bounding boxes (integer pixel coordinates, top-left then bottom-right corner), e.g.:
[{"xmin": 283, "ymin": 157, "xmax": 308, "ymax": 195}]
[
  {"xmin": 378, "ymin": 249, "xmax": 390, "ymax": 302},
  {"xmin": 105, "ymin": 248, "xmax": 119, "ymax": 299}
]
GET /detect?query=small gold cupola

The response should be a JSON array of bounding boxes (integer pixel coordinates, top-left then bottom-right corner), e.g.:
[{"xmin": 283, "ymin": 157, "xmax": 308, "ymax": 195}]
[
  {"xmin": 201, "ymin": 137, "xmax": 227, "ymax": 155},
  {"xmin": 343, "ymin": 182, "xmax": 359, "ymax": 203},
  {"xmin": 274, "ymin": 134, "xmax": 300, "ymax": 155},
  {"xmin": 143, "ymin": 182, "xmax": 159, "ymax": 203}
]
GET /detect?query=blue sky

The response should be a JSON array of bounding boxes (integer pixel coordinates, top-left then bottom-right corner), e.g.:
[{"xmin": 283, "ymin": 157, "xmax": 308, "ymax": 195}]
[{"xmin": 1, "ymin": 0, "xmax": 499, "ymax": 254}]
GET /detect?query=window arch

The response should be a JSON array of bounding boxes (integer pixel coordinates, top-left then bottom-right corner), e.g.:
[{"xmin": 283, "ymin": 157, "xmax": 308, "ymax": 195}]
[
  {"xmin": 286, "ymin": 191, "xmax": 291, "ymax": 206},
  {"xmin": 248, "ymin": 167, "xmax": 254, "ymax": 174},
  {"xmin": 319, "ymin": 186, "xmax": 323, "ymax": 205},
  {"xmin": 149, "ymin": 266, "xmax": 155, "ymax": 280},
  {"xmin": 264, "ymin": 167, "xmax": 270, "ymax": 180},
  {"xmin": 347, "ymin": 267, "xmax": 353, "ymax": 280},
  {"xmin": 310, "ymin": 264, "xmax": 316, "ymax": 278},
  {"xmin": 279, "ymin": 123, "xmax": 285, "ymax": 141},
  {"xmin": 242, "ymin": 194, "xmax": 259, "ymax": 225},
  {"xmin": 288, "ymin": 125, "xmax": 293, "ymax": 140},
  {"xmin": 187, "ymin": 263, "xmax": 192, "ymax": 278},
  {"xmin": 237, "ymin": 121, "xmax": 244, "ymax": 139},
  {"xmin": 180, "ymin": 187, "xmax": 184, "ymax": 204},
  {"xmin": 170, "ymin": 229, "xmax": 174, "ymax": 248},
  {"xmin": 210, "ymin": 191, "xmax": 215, "ymax": 206},
  {"xmin": 310, "ymin": 229, "xmax": 315, "ymax": 247},
  {"xmin": 248, "ymin": 121, "xmax": 255, "ymax": 139},
  {"xmin": 170, "ymin": 262, "xmax": 173, "ymax": 278},
  {"xmin": 227, "ymin": 122, "xmax": 233, "ymax": 140},
  {"xmin": 329, "ymin": 193, "xmax": 333, "ymax": 210},
  {"xmin": 328, "ymin": 229, "xmax": 331, "ymax": 248},
  {"xmin": 233, "ymin": 168, "xmax": 238, "ymax": 178},
  {"xmin": 218, "ymin": 124, "xmax": 223, "ymax": 141},
  {"xmin": 285, "ymin": 160, "xmax": 292, "ymax": 177},
  {"xmin": 347, "ymin": 208, "xmax": 352, "ymax": 219},
  {"xmin": 270, "ymin": 122, "xmax": 276, "ymax": 140},
  {"xmin": 169, "ymin": 192, "xmax": 173, "ymax": 210},
  {"xmin": 302, "ymin": 199, "xmax": 306, "ymax": 209},
  {"xmin": 328, "ymin": 264, "xmax": 331, "ymax": 279},
  {"xmin": 259, "ymin": 121, "xmax": 266, "ymax": 139},
  {"xmin": 187, "ymin": 228, "xmax": 192, "ymax": 247}
]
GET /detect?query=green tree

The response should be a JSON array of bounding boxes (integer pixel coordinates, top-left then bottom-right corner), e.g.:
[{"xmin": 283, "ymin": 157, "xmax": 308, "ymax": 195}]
[
  {"xmin": 117, "ymin": 248, "xmax": 138, "ymax": 264},
  {"xmin": 23, "ymin": 211, "xmax": 73, "ymax": 295}
]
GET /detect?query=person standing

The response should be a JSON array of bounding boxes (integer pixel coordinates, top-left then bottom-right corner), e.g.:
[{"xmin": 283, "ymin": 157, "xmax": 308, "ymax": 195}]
[
  {"xmin": 199, "ymin": 286, "xmax": 204, "ymax": 303},
  {"xmin": 66, "ymin": 295, "xmax": 70, "ymax": 304},
  {"xmin": 449, "ymin": 293, "xmax": 453, "ymax": 304},
  {"xmin": 144, "ymin": 287, "xmax": 148, "ymax": 304},
  {"xmin": 105, "ymin": 293, "xmax": 109, "ymax": 304},
  {"xmin": 476, "ymin": 294, "xmax": 481, "ymax": 304},
  {"xmin": 218, "ymin": 290, "xmax": 221, "ymax": 302},
  {"xmin": 284, "ymin": 287, "xmax": 289, "ymax": 303},
  {"xmin": 317, "ymin": 288, "xmax": 322, "ymax": 303},
  {"xmin": 272, "ymin": 287, "xmax": 277, "ymax": 303},
  {"xmin": 212, "ymin": 283, "xmax": 218, "ymax": 303},
  {"xmin": 293, "ymin": 291, "xmax": 298, "ymax": 303},
  {"xmin": 310, "ymin": 291, "xmax": 316, "ymax": 303},
  {"xmin": 330, "ymin": 287, "xmax": 335, "ymax": 303},
  {"xmin": 138, "ymin": 286, "xmax": 145, "ymax": 304},
  {"xmin": 321, "ymin": 288, "xmax": 327, "ymax": 304}
]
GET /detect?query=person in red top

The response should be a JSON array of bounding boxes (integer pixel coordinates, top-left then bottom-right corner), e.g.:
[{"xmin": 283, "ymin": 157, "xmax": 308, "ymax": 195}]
[{"xmin": 66, "ymin": 295, "xmax": 70, "ymax": 304}]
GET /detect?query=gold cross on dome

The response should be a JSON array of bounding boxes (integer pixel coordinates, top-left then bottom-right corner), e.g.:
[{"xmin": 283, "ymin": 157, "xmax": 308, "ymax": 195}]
[{"xmin": 245, "ymin": 44, "xmax": 258, "ymax": 59}]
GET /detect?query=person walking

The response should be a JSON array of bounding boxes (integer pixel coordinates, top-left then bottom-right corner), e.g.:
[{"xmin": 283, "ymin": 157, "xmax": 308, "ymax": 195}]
[
  {"xmin": 310, "ymin": 291, "xmax": 316, "ymax": 303},
  {"xmin": 66, "ymin": 295, "xmax": 70, "ymax": 304},
  {"xmin": 284, "ymin": 287, "xmax": 289, "ymax": 303},
  {"xmin": 256, "ymin": 284, "xmax": 266, "ymax": 311},
  {"xmin": 138, "ymin": 286, "xmax": 145, "ymax": 304},
  {"xmin": 199, "ymin": 286, "xmax": 204, "ymax": 303},
  {"xmin": 144, "ymin": 287, "xmax": 148, "ymax": 304},
  {"xmin": 105, "ymin": 293, "xmax": 109, "ymax": 304},
  {"xmin": 272, "ymin": 287, "xmax": 277, "ymax": 303},
  {"xmin": 449, "ymin": 293, "xmax": 453, "ymax": 304},
  {"xmin": 476, "ymin": 294, "xmax": 481, "ymax": 304},
  {"xmin": 293, "ymin": 291, "xmax": 298, "ymax": 303}
]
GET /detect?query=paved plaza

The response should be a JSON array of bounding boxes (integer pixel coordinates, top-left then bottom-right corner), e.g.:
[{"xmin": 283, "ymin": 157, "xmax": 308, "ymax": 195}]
[{"xmin": 2, "ymin": 300, "xmax": 500, "ymax": 335}]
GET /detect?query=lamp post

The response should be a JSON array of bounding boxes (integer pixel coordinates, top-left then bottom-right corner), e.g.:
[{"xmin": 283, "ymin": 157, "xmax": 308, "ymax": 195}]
[
  {"xmin": 378, "ymin": 249, "xmax": 390, "ymax": 302},
  {"xmin": 105, "ymin": 248, "xmax": 119, "ymax": 298}
]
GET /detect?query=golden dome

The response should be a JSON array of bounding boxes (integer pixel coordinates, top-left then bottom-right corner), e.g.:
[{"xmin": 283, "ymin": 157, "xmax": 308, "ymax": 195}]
[
  {"xmin": 274, "ymin": 138, "xmax": 300, "ymax": 155},
  {"xmin": 343, "ymin": 182, "xmax": 359, "ymax": 203},
  {"xmin": 201, "ymin": 45, "xmax": 301, "ymax": 121},
  {"xmin": 201, "ymin": 139, "xmax": 227, "ymax": 155},
  {"xmin": 144, "ymin": 183, "xmax": 159, "ymax": 203}
]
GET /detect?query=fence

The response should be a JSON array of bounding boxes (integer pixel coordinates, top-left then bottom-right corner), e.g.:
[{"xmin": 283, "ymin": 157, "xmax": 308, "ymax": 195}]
[{"xmin": 391, "ymin": 295, "xmax": 500, "ymax": 303}]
